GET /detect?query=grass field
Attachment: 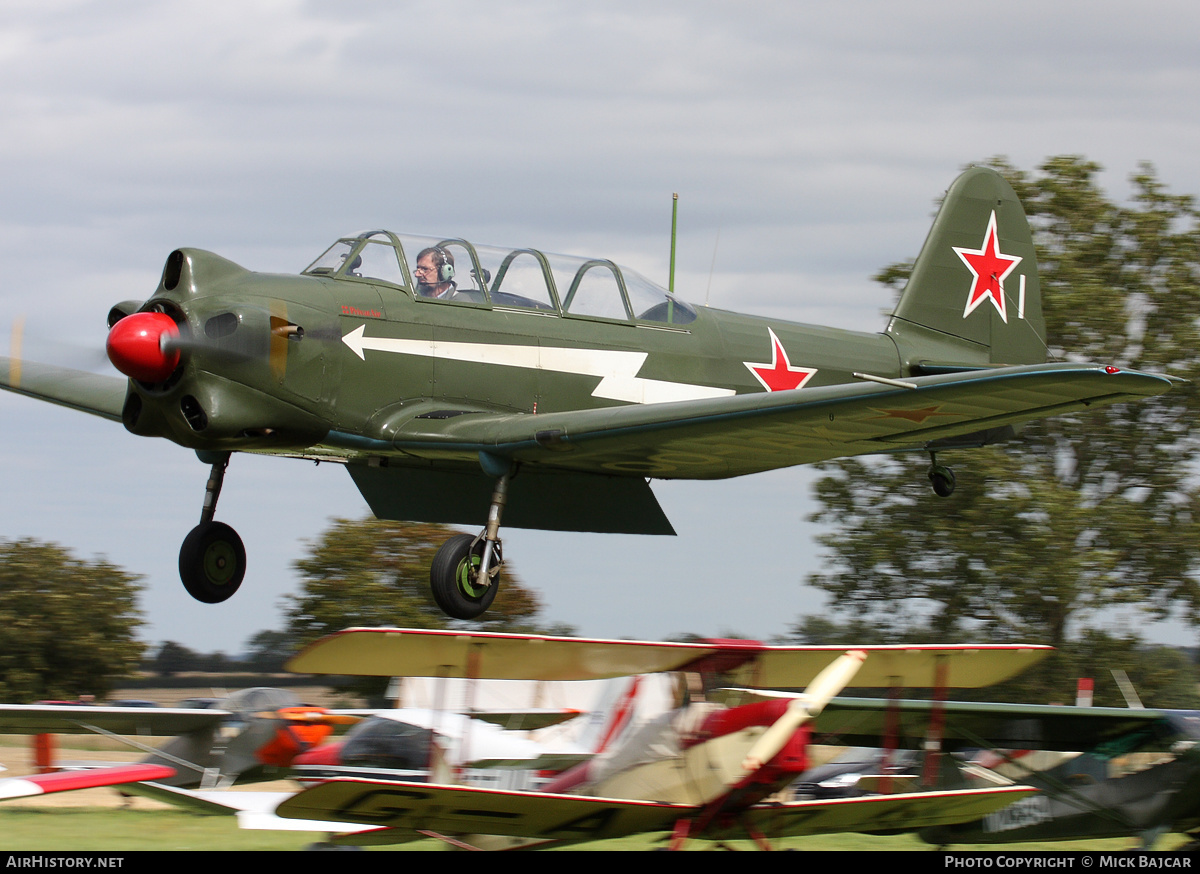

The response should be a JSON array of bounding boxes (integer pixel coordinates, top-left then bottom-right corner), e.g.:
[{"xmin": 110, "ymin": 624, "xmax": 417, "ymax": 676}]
[
  {"xmin": 0, "ymin": 804, "xmax": 1183, "ymax": 852},
  {"xmin": 0, "ymin": 695, "xmax": 1187, "ymax": 852}
]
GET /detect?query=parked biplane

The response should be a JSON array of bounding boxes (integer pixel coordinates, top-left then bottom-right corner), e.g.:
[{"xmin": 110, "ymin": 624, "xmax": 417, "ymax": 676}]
[
  {"xmin": 767, "ymin": 696, "xmax": 1200, "ymax": 850},
  {"xmin": 0, "ymin": 168, "xmax": 1175, "ymax": 618},
  {"xmin": 814, "ymin": 698, "xmax": 1200, "ymax": 850},
  {"xmin": 251, "ymin": 627, "xmax": 1049, "ymax": 850},
  {"xmin": 0, "ymin": 680, "xmax": 635, "ymax": 800},
  {"xmin": 286, "ymin": 674, "xmax": 667, "ymax": 791},
  {"xmin": 0, "ymin": 688, "xmax": 351, "ymax": 791}
]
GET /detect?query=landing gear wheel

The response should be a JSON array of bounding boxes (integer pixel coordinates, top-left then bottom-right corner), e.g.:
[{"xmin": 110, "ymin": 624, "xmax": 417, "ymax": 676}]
[
  {"xmin": 928, "ymin": 463, "xmax": 956, "ymax": 498},
  {"xmin": 430, "ymin": 533, "xmax": 500, "ymax": 619},
  {"xmin": 179, "ymin": 520, "xmax": 246, "ymax": 604}
]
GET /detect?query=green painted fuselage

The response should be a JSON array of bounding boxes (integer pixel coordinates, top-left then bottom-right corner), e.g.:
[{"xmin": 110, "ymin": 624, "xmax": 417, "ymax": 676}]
[{"xmin": 2, "ymin": 167, "xmax": 1173, "ymax": 537}]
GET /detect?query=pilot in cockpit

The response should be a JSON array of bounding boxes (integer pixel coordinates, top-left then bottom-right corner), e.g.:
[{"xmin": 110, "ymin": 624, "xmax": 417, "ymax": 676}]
[{"xmin": 414, "ymin": 246, "xmax": 457, "ymax": 299}]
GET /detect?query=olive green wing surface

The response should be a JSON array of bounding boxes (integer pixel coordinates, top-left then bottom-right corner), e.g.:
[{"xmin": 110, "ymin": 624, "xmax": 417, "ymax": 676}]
[
  {"xmin": 372, "ymin": 363, "xmax": 1173, "ymax": 479},
  {"xmin": 0, "ymin": 356, "xmax": 127, "ymax": 422}
]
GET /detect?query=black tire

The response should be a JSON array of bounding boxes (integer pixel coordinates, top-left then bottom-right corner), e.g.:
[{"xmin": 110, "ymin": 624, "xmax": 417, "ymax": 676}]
[
  {"xmin": 179, "ymin": 521, "xmax": 246, "ymax": 604},
  {"xmin": 928, "ymin": 464, "xmax": 956, "ymax": 498},
  {"xmin": 430, "ymin": 533, "xmax": 500, "ymax": 619}
]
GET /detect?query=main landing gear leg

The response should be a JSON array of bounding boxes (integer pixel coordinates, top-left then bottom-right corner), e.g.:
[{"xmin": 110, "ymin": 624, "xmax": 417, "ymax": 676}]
[
  {"xmin": 928, "ymin": 451, "xmax": 956, "ymax": 498},
  {"xmin": 430, "ymin": 468, "xmax": 511, "ymax": 620},
  {"xmin": 179, "ymin": 451, "xmax": 246, "ymax": 604}
]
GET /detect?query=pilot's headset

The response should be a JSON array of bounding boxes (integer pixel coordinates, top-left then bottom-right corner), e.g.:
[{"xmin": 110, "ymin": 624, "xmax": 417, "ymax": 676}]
[{"xmin": 433, "ymin": 247, "xmax": 455, "ymax": 282}]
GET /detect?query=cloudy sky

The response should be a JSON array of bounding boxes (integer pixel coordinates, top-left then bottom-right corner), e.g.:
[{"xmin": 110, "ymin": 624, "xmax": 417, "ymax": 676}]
[{"xmin": 2, "ymin": 1, "xmax": 1198, "ymax": 655}]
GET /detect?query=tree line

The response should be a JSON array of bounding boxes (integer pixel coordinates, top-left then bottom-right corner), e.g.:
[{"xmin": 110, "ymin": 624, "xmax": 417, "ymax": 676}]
[{"xmin": 796, "ymin": 156, "xmax": 1200, "ymax": 706}]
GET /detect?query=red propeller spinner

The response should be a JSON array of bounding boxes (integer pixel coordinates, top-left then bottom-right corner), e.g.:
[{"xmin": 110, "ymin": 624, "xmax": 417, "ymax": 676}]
[{"xmin": 106, "ymin": 312, "xmax": 181, "ymax": 383}]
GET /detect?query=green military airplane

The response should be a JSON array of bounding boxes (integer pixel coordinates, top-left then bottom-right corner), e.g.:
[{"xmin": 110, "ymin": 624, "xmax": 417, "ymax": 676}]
[{"xmin": 0, "ymin": 167, "xmax": 1175, "ymax": 619}]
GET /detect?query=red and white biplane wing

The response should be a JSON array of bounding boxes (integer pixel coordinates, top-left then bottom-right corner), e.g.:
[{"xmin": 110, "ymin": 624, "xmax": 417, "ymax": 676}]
[
  {"xmin": 273, "ymin": 776, "xmax": 1036, "ymax": 848},
  {"xmin": 286, "ymin": 627, "xmax": 1050, "ymax": 688},
  {"xmin": 0, "ymin": 763, "xmax": 175, "ymax": 801}
]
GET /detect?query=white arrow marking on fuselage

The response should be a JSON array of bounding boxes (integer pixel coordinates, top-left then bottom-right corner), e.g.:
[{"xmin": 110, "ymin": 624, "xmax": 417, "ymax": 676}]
[{"xmin": 342, "ymin": 324, "xmax": 735, "ymax": 405}]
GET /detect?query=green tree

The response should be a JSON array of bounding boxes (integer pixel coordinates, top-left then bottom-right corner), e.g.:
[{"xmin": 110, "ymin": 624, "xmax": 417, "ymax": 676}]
[
  {"xmin": 0, "ymin": 539, "xmax": 143, "ymax": 700},
  {"xmin": 241, "ymin": 629, "xmax": 299, "ymax": 673},
  {"xmin": 806, "ymin": 157, "xmax": 1200, "ymax": 652},
  {"xmin": 149, "ymin": 641, "xmax": 199, "ymax": 677},
  {"xmin": 1060, "ymin": 630, "xmax": 1200, "ymax": 710},
  {"xmin": 284, "ymin": 517, "xmax": 546, "ymax": 646}
]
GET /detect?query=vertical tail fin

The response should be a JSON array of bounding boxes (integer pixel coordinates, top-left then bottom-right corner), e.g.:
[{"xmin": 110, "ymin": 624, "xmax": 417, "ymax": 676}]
[
  {"xmin": 886, "ymin": 167, "xmax": 1047, "ymax": 370},
  {"xmin": 577, "ymin": 676, "xmax": 643, "ymax": 754}
]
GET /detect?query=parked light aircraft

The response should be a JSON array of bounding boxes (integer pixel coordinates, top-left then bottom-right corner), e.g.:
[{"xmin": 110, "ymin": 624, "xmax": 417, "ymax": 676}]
[
  {"xmin": 803, "ymin": 698, "xmax": 1200, "ymax": 850},
  {"xmin": 286, "ymin": 675, "xmax": 667, "ymax": 792},
  {"xmin": 259, "ymin": 627, "xmax": 1049, "ymax": 849},
  {"xmin": 0, "ymin": 168, "xmax": 1175, "ymax": 618},
  {"xmin": 0, "ymin": 688, "xmax": 352, "ymax": 790},
  {"xmin": 0, "ymin": 680, "xmax": 639, "ymax": 799}
]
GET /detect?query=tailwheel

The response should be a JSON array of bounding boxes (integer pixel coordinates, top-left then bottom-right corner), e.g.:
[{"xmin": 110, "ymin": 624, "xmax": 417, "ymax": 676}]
[
  {"xmin": 179, "ymin": 520, "xmax": 246, "ymax": 603},
  {"xmin": 928, "ymin": 453, "xmax": 956, "ymax": 498},
  {"xmin": 430, "ymin": 533, "xmax": 500, "ymax": 619}
]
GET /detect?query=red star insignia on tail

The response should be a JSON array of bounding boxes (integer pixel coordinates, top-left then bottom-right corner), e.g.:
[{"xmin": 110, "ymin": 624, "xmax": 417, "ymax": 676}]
[
  {"xmin": 744, "ymin": 329, "xmax": 817, "ymax": 392},
  {"xmin": 953, "ymin": 210, "xmax": 1022, "ymax": 323}
]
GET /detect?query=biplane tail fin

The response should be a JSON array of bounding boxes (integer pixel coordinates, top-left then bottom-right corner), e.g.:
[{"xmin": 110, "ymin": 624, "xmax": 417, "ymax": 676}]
[
  {"xmin": 886, "ymin": 166, "xmax": 1048, "ymax": 370},
  {"xmin": 576, "ymin": 674, "xmax": 672, "ymax": 755}
]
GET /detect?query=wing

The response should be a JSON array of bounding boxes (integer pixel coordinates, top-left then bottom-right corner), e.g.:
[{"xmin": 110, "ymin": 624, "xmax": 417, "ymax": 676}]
[
  {"xmin": 120, "ymin": 782, "xmax": 399, "ymax": 837},
  {"xmin": 275, "ymin": 776, "xmax": 693, "ymax": 843},
  {"xmin": 273, "ymin": 777, "xmax": 1034, "ymax": 846},
  {"xmin": 286, "ymin": 627, "xmax": 1050, "ymax": 688},
  {"xmin": 727, "ymin": 646, "xmax": 1051, "ymax": 689},
  {"xmin": 287, "ymin": 627, "xmax": 722, "ymax": 680},
  {"xmin": 469, "ymin": 708, "xmax": 584, "ymax": 731},
  {"xmin": 2, "ymin": 354, "xmax": 1172, "ymax": 479},
  {"xmin": 336, "ymin": 362, "xmax": 1173, "ymax": 479},
  {"xmin": 0, "ymin": 356, "xmax": 127, "ymax": 421},
  {"xmin": 803, "ymin": 697, "xmax": 1183, "ymax": 753},
  {"xmin": 465, "ymin": 751, "xmax": 593, "ymax": 771},
  {"xmin": 0, "ymin": 703, "xmax": 227, "ymax": 736},
  {"xmin": 0, "ymin": 763, "xmax": 175, "ymax": 801},
  {"xmin": 730, "ymin": 785, "xmax": 1037, "ymax": 840}
]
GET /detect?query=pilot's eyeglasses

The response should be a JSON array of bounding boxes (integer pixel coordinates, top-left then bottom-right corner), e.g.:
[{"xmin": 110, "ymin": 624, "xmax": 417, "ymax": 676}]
[{"xmin": 415, "ymin": 264, "xmax": 436, "ymax": 274}]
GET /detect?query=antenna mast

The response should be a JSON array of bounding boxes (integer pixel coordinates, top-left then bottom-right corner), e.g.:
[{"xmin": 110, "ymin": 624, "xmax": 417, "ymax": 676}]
[{"xmin": 669, "ymin": 192, "xmax": 678, "ymax": 292}]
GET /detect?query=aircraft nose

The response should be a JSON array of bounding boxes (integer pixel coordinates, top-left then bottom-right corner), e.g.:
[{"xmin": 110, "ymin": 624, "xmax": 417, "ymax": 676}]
[{"xmin": 106, "ymin": 311, "xmax": 181, "ymax": 383}]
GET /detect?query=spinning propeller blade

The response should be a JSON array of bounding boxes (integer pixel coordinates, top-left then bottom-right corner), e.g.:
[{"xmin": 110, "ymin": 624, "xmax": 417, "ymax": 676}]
[
  {"xmin": 741, "ymin": 649, "xmax": 866, "ymax": 772},
  {"xmin": 9, "ymin": 315, "xmax": 23, "ymax": 389}
]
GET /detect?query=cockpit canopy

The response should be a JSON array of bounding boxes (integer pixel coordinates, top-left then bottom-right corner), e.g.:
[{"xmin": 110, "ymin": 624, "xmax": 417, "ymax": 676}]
[
  {"xmin": 338, "ymin": 716, "xmax": 437, "ymax": 771},
  {"xmin": 216, "ymin": 687, "xmax": 300, "ymax": 715},
  {"xmin": 303, "ymin": 231, "xmax": 697, "ymax": 326}
]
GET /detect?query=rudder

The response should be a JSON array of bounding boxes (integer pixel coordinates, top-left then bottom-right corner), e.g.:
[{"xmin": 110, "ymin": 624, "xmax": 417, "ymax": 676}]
[{"xmin": 886, "ymin": 167, "xmax": 1047, "ymax": 370}]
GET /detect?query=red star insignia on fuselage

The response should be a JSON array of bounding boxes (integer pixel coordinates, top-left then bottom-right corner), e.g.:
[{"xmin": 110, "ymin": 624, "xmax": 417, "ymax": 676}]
[
  {"xmin": 953, "ymin": 210, "xmax": 1022, "ymax": 323},
  {"xmin": 744, "ymin": 328, "xmax": 817, "ymax": 392}
]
